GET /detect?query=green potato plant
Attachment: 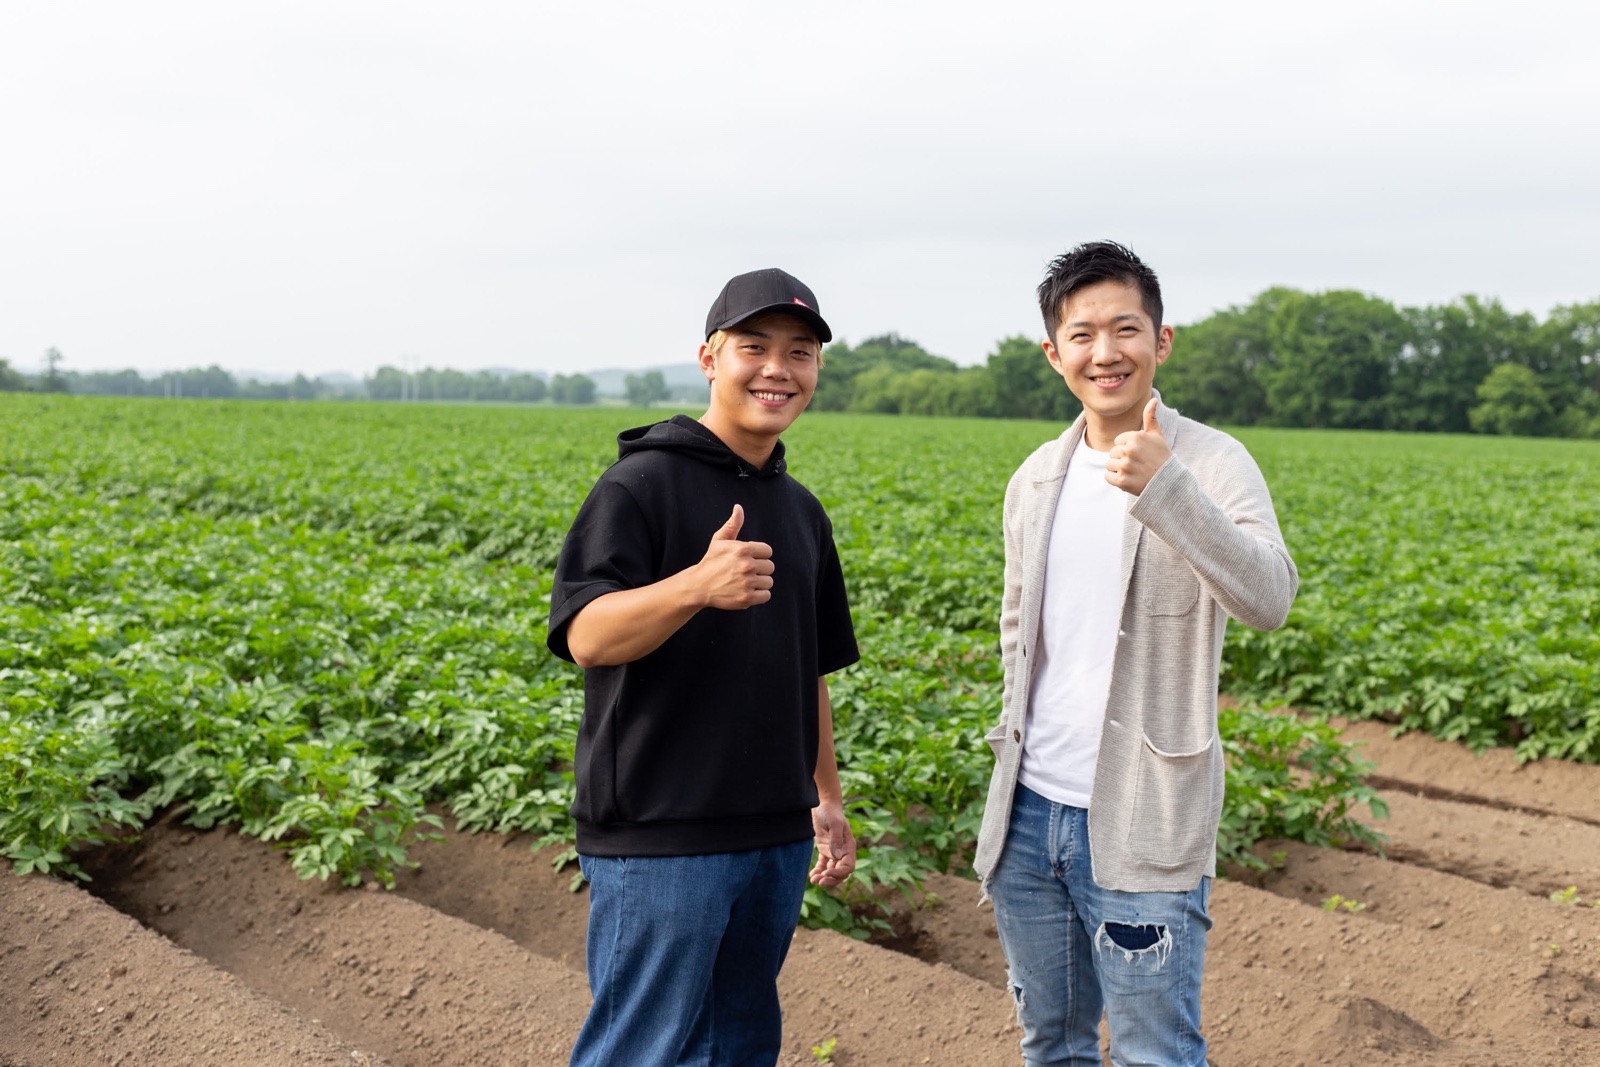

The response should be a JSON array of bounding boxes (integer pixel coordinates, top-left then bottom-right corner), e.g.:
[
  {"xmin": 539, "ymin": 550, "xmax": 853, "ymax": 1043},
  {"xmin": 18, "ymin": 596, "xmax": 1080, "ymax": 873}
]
[{"xmin": 5, "ymin": 396, "xmax": 1594, "ymax": 936}]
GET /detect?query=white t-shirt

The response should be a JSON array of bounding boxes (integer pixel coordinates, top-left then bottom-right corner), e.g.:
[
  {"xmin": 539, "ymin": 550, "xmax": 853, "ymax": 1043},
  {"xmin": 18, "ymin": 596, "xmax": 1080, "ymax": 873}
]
[{"xmin": 1017, "ymin": 434, "xmax": 1130, "ymax": 809}]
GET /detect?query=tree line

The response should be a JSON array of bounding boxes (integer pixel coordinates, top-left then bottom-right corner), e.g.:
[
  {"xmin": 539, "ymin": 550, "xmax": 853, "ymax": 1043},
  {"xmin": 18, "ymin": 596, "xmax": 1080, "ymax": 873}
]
[
  {"xmin": 1, "ymin": 359, "xmax": 697, "ymax": 410},
  {"xmin": 811, "ymin": 291, "xmax": 1600, "ymax": 438},
  {"xmin": 0, "ymin": 356, "xmax": 602, "ymax": 406},
  {"xmin": 7, "ymin": 289, "xmax": 1597, "ymax": 437}
]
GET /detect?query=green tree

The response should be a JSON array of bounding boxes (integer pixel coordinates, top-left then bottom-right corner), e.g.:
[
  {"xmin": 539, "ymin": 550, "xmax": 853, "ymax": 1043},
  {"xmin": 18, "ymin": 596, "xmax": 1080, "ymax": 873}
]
[
  {"xmin": 551, "ymin": 373, "xmax": 596, "ymax": 405},
  {"xmin": 1392, "ymin": 296, "xmax": 1536, "ymax": 432},
  {"xmin": 1260, "ymin": 290, "xmax": 1403, "ymax": 429},
  {"xmin": 941, "ymin": 366, "xmax": 999, "ymax": 417},
  {"xmin": 468, "ymin": 371, "xmax": 507, "ymax": 401},
  {"xmin": 812, "ymin": 334, "xmax": 957, "ymax": 412},
  {"xmin": 1160, "ymin": 291, "xmax": 1280, "ymax": 426},
  {"xmin": 844, "ymin": 364, "xmax": 904, "ymax": 413},
  {"xmin": 366, "ymin": 366, "xmax": 406, "ymax": 400},
  {"xmin": 1469, "ymin": 363, "xmax": 1553, "ymax": 436},
  {"xmin": 1530, "ymin": 300, "xmax": 1600, "ymax": 429},
  {"xmin": 174, "ymin": 365, "xmax": 239, "ymax": 399},
  {"xmin": 0, "ymin": 358, "xmax": 26, "ymax": 391},
  {"xmin": 985, "ymin": 335, "xmax": 1079, "ymax": 422},
  {"xmin": 625, "ymin": 370, "xmax": 669, "ymax": 408},
  {"xmin": 429, "ymin": 368, "xmax": 472, "ymax": 400},
  {"xmin": 896, "ymin": 368, "xmax": 956, "ymax": 416},
  {"xmin": 505, "ymin": 373, "xmax": 548, "ymax": 403},
  {"xmin": 1554, "ymin": 392, "xmax": 1600, "ymax": 439}
]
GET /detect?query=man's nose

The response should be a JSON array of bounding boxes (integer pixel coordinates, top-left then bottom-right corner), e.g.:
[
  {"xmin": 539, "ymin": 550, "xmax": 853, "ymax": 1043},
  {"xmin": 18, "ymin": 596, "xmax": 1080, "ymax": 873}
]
[{"xmin": 1091, "ymin": 333, "xmax": 1118, "ymax": 363}]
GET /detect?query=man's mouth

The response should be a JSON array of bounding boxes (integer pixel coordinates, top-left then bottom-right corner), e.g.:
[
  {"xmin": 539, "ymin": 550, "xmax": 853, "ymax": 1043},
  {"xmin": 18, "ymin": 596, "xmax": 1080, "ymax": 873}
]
[
  {"xmin": 1089, "ymin": 373, "xmax": 1130, "ymax": 388},
  {"xmin": 751, "ymin": 390, "xmax": 795, "ymax": 403}
]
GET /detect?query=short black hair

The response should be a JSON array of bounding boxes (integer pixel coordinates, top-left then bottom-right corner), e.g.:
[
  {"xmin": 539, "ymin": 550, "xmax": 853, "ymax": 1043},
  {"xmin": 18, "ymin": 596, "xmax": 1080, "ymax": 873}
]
[{"xmin": 1037, "ymin": 241, "xmax": 1164, "ymax": 340}]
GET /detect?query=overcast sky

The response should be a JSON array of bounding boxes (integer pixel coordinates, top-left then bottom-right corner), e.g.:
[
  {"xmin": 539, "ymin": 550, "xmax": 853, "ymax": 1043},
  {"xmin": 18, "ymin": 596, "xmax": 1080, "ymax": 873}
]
[{"xmin": 4, "ymin": 1, "xmax": 1597, "ymax": 378}]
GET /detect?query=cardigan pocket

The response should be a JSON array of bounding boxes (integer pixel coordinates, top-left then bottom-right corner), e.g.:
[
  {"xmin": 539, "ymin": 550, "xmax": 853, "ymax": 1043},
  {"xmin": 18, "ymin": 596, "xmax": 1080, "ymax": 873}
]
[
  {"xmin": 1127, "ymin": 733, "xmax": 1218, "ymax": 870},
  {"xmin": 1139, "ymin": 577, "xmax": 1200, "ymax": 617}
]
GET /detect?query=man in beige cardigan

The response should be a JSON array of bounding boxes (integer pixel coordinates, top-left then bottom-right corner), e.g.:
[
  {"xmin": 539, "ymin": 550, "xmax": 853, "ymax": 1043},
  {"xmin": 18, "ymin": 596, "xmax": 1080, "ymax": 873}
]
[{"xmin": 974, "ymin": 241, "xmax": 1298, "ymax": 1067}]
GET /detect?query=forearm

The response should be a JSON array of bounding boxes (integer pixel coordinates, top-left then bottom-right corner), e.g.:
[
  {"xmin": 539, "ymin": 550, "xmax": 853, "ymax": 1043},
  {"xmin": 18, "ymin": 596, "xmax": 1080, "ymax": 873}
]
[
  {"xmin": 814, "ymin": 677, "xmax": 843, "ymax": 804},
  {"xmin": 1130, "ymin": 457, "xmax": 1298, "ymax": 631},
  {"xmin": 564, "ymin": 565, "xmax": 708, "ymax": 668},
  {"xmin": 809, "ymin": 676, "xmax": 855, "ymax": 887}
]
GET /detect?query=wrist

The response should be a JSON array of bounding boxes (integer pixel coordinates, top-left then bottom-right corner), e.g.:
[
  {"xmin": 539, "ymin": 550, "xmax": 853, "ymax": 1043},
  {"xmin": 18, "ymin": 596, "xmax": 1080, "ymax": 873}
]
[{"xmin": 674, "ymin": 563, "xmax": 713, "ymax": 611}]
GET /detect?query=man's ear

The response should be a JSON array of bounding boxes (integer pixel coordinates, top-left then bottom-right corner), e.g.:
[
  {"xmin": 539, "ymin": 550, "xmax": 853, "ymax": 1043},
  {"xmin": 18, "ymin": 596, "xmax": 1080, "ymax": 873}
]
[
  {"xmin": 1155, "ymin": 324, "xmax": 1174, "ymax": 367},
  {"xmin": 1041, "ymin": 337, "xmax": 1063, "ymax": 373},
  {"xmin": 698, "ymin": 342, "xmax": 717, "ymax": 382}
]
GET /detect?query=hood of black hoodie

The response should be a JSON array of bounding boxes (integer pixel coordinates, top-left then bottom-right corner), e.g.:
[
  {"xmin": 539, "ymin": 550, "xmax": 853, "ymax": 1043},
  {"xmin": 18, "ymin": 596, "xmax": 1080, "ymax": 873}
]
[{"xmin": 616, "ymin": 414, "xmax": 788, "ymax": 479}]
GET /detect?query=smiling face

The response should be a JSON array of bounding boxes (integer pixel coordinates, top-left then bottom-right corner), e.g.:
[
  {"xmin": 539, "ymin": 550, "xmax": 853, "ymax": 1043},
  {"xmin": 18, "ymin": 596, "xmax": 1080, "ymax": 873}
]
[
  {"xmin": 1042, "ymin": 280, "xmax": 1173, "ymax": 450},
  {"xmin": 697, "ymin": 312, "xmax": 820, "ymax": 467}
]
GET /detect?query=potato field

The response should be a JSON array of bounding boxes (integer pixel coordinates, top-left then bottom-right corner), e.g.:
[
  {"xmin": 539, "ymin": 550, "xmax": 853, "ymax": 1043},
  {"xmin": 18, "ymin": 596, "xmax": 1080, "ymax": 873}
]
[
  {"xmin": 0, "ymin": 396, "xmax": 1593, "ymax": 908},
  {"xmin": 3, "ymin": 393, "xmax": 1599, "ymax": 1066}
]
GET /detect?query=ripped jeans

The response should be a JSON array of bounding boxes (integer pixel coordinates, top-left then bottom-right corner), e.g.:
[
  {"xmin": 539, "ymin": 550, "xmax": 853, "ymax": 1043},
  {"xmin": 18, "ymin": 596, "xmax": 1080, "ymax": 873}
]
[{"xmin": 988, "ymin": 784, "xmax": 1211, "ymax": 1067}]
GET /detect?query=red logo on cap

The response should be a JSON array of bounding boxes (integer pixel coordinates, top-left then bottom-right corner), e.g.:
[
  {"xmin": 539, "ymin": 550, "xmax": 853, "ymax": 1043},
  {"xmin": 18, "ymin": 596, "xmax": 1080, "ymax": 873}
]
[{"xmin": 792, "ymin": 297, "xmax": 810, "ymax": 309}]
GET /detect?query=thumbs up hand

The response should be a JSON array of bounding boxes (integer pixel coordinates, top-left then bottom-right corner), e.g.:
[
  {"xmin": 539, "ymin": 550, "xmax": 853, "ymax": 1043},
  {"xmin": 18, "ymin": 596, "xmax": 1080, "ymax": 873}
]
[
  {"xmin": 698, "ymin": 504, "xmax": 775, "ymax": 609},
  {"xmin": 1106, "ymin": 398, "xmax": 1172, "ymax": 497}
]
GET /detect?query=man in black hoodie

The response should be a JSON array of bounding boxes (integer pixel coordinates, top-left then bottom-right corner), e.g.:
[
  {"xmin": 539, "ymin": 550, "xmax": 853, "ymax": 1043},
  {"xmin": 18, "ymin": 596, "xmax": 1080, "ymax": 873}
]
[{"xmin": 548, "ymin": 268, "xmax": 859, "ymax": 1067}]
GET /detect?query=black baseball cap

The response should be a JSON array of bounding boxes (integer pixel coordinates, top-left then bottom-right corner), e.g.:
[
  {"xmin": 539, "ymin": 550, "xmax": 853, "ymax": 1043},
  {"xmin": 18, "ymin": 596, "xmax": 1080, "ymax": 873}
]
[{"xmin": 704, "ymin": 268, "xmax": 832, "ymax": 344}]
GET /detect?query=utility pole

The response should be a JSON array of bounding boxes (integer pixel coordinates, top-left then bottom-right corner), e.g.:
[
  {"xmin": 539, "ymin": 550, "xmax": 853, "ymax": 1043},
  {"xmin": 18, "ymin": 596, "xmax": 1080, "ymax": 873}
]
[{"xmin": 41, "ymin": 347, "xmax": 66, "ymax": 393}]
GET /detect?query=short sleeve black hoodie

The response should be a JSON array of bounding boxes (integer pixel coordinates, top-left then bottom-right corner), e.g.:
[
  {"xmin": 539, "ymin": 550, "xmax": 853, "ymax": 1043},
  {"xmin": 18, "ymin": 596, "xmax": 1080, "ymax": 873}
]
[{"xmin": 548, "ymin": 415, "xmax": 859, "ymax": 857}]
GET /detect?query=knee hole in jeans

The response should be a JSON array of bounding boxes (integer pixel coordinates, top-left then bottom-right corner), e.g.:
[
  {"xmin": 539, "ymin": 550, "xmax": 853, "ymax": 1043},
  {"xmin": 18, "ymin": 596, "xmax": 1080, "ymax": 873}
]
[{"xmin": 1005, "ymin": 971, "xmax": 1026, "ymax": 1018}]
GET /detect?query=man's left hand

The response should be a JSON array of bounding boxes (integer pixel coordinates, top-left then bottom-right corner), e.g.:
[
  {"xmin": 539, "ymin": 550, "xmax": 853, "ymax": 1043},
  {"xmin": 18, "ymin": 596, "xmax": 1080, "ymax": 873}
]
[
  {"xmin": 1106, "ymin": 398, "xmax": 1171, "ymax": 497},
  {"xmin": 809, "ymin": 800, "xmax": 856, "ymax": 888}
]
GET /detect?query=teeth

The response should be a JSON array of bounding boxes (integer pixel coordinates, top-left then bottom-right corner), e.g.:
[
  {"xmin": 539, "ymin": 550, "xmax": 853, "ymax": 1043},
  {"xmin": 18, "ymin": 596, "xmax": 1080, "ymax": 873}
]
[{"xmin": 753, "ymin": 391, "xmax": 791, "ymax": 401}]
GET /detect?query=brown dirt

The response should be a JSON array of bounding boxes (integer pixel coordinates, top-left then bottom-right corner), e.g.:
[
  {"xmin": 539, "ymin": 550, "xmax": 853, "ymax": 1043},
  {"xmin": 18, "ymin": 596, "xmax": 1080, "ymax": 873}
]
[
  {"xmin": 5, "ymin": 715, "xmax": 1600, "ymax": 1066},
  {"xmin": 0, "ymin": 870, "xmax": 385, "ymax": 1067}
]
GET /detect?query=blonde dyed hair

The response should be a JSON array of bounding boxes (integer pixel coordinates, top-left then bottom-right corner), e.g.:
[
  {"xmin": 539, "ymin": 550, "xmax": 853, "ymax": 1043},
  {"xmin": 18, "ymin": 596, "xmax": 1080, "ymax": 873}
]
[{"xmin": 706, "ymin": 313, "xmax": 825, "ymax": 368}]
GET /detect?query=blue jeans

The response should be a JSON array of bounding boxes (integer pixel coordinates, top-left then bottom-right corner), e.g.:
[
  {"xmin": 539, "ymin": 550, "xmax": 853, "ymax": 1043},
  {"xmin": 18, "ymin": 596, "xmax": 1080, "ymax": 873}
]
[
  {"xmin": 569, "ymin": 839, "xmax": 813, "ymax": 1067},
  {"xmin": 988, "ymin": 784, "xmax": 1211, "ymax": 1067}
]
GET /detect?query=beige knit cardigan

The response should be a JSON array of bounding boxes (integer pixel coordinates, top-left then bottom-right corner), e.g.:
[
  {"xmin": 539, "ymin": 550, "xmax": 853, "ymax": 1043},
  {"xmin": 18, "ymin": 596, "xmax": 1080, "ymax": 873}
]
[{"xmin": 973, "ymin": 396, "xmax": 1299, "ymax": 894}]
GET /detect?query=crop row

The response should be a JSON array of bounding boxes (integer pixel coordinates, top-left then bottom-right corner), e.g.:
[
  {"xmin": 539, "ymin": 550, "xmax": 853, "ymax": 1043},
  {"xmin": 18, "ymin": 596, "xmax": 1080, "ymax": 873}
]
[
  {"xmin": 15, "ymin": 394, "xmax": 1588, "ymax": 933},
  {"xmin": 1223, "ymin": 430, "xmax": 1600, "ymax": 761}
]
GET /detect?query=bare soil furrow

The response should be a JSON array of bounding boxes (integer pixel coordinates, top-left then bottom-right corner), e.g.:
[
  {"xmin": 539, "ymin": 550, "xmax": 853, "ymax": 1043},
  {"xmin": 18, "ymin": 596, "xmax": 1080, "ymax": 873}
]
[
  {"xmin": 1334, "ymin": 718, "xmax": 1600, "ymax": 826},
  {"xmin": 0, "ymin": 872, "xmax": 386, "ymax": 1067},
  {"xmin": 1252, "ymin": 841, "xmax": 1600, "ymax": 983},
  {"xmin": 79, "ymin": 817, "xmax": 596, "ymax": 1067},
  {"xmin": 391, "ymin": 822, "xmax": 1024, "ymax": 1064},
  {"xmin": 1366, "ymin": 773, "xmax": 1600, "ymax": 828},
  {"xmin": 81, "ymin": 816, "xmax": 1025, "ymax": 1066},
  {"xmin": 1205, "ymin": 881, "xmax": 1599, "ymax": 1065},
  {"xmin": 19, "ymin": 719, "xmax": 1600, "ymax": 1066},
  {"xmin": 1366, "ymin": 790, "xmax": 1600, "ymax": 899},
  {"xmin": 389, "ymin": 815, "xmax": 588, "ymax": 969},
  {"xmin": 869, "ymin": 867, "xmax": 1600, "ymax": 1065}
]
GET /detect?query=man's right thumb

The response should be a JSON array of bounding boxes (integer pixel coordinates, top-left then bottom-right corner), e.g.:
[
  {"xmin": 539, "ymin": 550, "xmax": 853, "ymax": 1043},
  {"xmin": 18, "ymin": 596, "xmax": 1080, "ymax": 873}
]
[{"xmin": 712, "ymin": 504, "xmax": 744, "ymax": 541}]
